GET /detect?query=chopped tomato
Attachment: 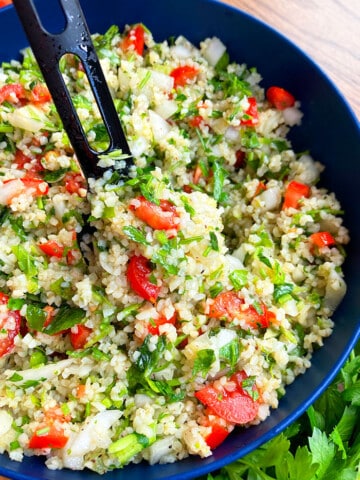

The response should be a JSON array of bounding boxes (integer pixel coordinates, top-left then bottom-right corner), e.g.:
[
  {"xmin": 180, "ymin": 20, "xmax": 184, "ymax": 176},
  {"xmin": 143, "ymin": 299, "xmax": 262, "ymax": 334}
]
[
  {"xmin": 121, "ymin": 24, "xmax": 145, "ymax": 56},
  {"xmin": 38, "ymin": 240, "xmax": 64, "ymax": 258},
  {"xmin": 193, "ymin": 165, "xmax": 203, "ymax": 185},
  {"xmin": 241, "ymin": 97, "xmax": 259, "ymax": 126},
  {"xmin": 69, "ymin": 324, "xmax": 92, "ymax": 350},
  {"xmin": 127, "ymin": 255, "xmax": 160, "ymax": 303},
  {"xmin": 148, "ymin": 314, "xmax": 176, "ymax": 335},
  {"xmin": 195, "ymin": 371, "xmax": 259, "ymax": 424},
  {"xmin": 189, "ymin": 115, "xmax": 203, "ymax": 128},
  {"xmin": 64, "ymin": 171, "xmax": 86, "ymax": 195},
  {"xmin": 0, "ymin": 292, "xmax": 21, "ymax": 358},
  {"xmin": 202, "ymin": 413, "xmax": 232, "ymax": 449},
  {"xmin": 266, "ymin": 86, "xmax": 296, "ymax": 110},
  {"xmin": 0, "ymin": 83, "xmax": 25, "ymax": 104},
  {"xmin": 0, "ymin": 0, "xmax": 12, "ymax": 6},
  {"xmin": 209, "ymin": 291, "xmax": 274, "ymax": 329},
  {"xmin": 28, "ymin": 424, "xmax": 68, "ymax": 449},
  {"xmin": 309, "ymin": 231, "xmax": 336, "ymax": 248},
  {"xmin": 29, "ymin": 83, "xmax": 52, "ymax": 104},
  {"xmin": 254, "ymin": 181, "xmax": 267, "ymax": 197},
  {"xmin": 20, "ymin": 176, "xmax": 49, "ymax": 196},
  {"xmin": 205, "ymin": 422, "xmax": 230, "ymax": 449},
  {"xmin": 129, "ymin": 196, "xmax": 180, "ymax": 231},
  {"xmin": 14, "ymin": 150, "xmax": 44, "ymax": 175},
  {"xmin": 76, "ymin": 384, "xmax": 86, "ymax": 398},
  {"xmin": 170, "ymin": 65, "xmax": 199, "ymax": 88},
  {"xmin": 282, "ymin": 180, "xmax": 310, "ymax": 210}
]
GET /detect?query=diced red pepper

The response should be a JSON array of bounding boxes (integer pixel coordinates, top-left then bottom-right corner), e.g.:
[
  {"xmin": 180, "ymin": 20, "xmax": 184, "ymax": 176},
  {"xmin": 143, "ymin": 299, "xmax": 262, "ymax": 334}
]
[
  {"xmin": 0, "ymin": 292, "xmax": 21, "ymax": 358},
  {"xmin": 170, "ymin": 65, "xmax": 199, "ymax": 88},
  {"xmin": 69, "ymin": 324, "xmax": 92, "ymax": 350},
  {"xmin": 121, "ymin": 24, "xmax": 146, "ymax": 56},
  {"xmin": 240, "ymin": 97, "xmax": 259, "ymax": 126},
  {"xmin": 266, "ymin": 86, "xmax": 296, "ymax": 110},
  {"xmin": 129, "ymin": 196, "xmax": 180, "ymax": 231},
  {"xmin": 189, "ymin": 115, "xmax": 203, "ymax": 128},
  {"xmin": 195, "ymin": 371, "xmax": 259, "ymax": 424},
  {"xmin": 126, "ymin": 255, "xmax": 160, "ymax": 303},
  {"xmin": 309, "ymin": 231, "xmax": 336, "ymax": 248},
  {"xmin": 282, "ymin": 180, "xmax": 310, "ymax": 210}
]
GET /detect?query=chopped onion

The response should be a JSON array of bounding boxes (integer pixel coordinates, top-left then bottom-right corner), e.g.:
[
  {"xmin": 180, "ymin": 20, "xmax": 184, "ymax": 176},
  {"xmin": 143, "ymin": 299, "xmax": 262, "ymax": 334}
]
[
  {"xmin": 0, "ymin": 411, "xmax": 13, "ymax": 436},
  {"xmin": 0, "ymin": 179, "xmax": 25, "ymax": 205},
  {"xmin": 7, "ymin": 105, "xmax": 50, "ymax": 132},
  {"xmin": 258, "ymin": 186, "xmax": 282, "ymax": 211},
  {"xmin": 154, "ymin": 99, "xmax": 178, "ymax": 119},
  {"xmin": 148, "ymin": 436, "xmax": 175, "ymax": 465},
  {"xmin": 324, "ymin": 270, "xmax": 347, "ymax": 313},
  {"xmin": 202, "ymin": 37, "xmax": 226, "ymax": 66},
  {"xmin": 282, "ymin": 106, "xmax": 303, "ymax": 126},
  {"xmin": 62, "ymin": 410, "xmax": 122, "ymax": 469},
  {"xmin": 148, "ymin": 110, "xmax": 171, "ymax": 141},
  {"xmin": 4, "ymin": 358, "xmax": 74, "ymax": 382},
  {"xmin": 172, "ymin": 44, "xmax": 192, "ymax": 59},
  {"xmin": 224, "ymin": 126, "xmax": 240, "ymax": 141}
]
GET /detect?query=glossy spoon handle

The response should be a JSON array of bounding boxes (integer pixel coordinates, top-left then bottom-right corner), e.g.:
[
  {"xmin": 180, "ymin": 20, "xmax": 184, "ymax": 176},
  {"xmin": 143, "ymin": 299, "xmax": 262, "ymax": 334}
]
[{"xmin": 12, "ymin": 0, "xmax": 132, "ymax": 179}]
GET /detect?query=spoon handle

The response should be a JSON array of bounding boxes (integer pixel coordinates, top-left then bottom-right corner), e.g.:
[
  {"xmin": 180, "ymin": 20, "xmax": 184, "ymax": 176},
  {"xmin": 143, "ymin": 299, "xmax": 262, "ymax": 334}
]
[{"xmin": 12, "ymin": 0, "xmax": 132, "ymax": 179}]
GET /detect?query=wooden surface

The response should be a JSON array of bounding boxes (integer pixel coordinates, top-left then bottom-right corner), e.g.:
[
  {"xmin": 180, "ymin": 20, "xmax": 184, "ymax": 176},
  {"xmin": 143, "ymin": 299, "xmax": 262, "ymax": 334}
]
[
  {"xmin": 222, "ymin": 0, "xmax": 360, "ymax": 120},
  {"xmin": 0, "ymin": 1, "xmax": 358, "ymax": 480}
]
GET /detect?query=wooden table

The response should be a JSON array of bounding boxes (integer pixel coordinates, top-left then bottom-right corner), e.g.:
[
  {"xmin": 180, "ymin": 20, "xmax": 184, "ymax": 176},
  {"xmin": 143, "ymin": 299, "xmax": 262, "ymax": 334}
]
[
  {"xmin": 0, "ymin": 1, "xmax": 358, "ymax": 479},
  {"xmin": 223, "ymin": 0, "xmax": 360, "ymax": 120}
]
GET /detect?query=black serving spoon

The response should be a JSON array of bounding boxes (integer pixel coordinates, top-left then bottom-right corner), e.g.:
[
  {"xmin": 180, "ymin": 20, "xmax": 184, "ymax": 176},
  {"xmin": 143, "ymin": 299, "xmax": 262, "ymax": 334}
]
[{"xmin": 12, "ymin": 0, "xmax": 133, "ymax": 180}]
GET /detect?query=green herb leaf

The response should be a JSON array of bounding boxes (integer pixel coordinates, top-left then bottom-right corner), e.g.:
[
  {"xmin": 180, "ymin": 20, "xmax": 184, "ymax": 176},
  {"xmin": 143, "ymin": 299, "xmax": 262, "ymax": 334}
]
[
  {"xmin": 123, "ymin": 225, "xmax": 149, "ymax": 246},
  {"xmin": 43, "ymin": 305, "xmax": 86, "ymax": 335},
  {"xmin": 192, "ymin": 349, "xmax": 215, "ymax": 377}
]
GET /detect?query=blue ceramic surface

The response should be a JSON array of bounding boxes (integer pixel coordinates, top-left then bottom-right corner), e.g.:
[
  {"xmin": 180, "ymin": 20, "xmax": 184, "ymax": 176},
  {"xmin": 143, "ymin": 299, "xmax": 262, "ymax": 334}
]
[{"xmin": 0, "ymin": 1, "xmax": 359, "ymax": 479}]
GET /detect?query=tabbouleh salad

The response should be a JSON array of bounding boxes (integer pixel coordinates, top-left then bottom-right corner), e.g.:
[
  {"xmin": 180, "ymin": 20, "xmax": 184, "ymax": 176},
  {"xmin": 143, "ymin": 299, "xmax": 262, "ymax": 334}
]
[{"xmin": 0, "ymin": 23, "xmax": 349, "ymax": 473}]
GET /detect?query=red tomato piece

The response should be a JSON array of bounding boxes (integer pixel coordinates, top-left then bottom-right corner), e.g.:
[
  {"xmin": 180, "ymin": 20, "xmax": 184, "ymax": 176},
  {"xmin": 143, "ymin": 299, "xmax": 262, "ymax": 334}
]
[
  {"xmin": 309, "ymin": 231, "xmax": 336, "ymax": 248},
  {"xmin": 148, "ymin": 314, "xmax": 176, "ymax": 336},
  {"xmin": 205, "ymin": 423, "xmax": 230, "ymax": 449},
  {"xmin": 38, "ymin": 240, "xmax": 64, "ymax": 258},
  {"xmin": 170, "ymin": 65, "xmax": 199, "ymax": 88},
  {"xmin": 266, "ymin": 86, "xmax": 296, "ymax": 110},
  {"xmin": 209, "ymin": 291, "xmax": 273, "ymax": 329},
  {"xmin": 0, "ymin": 292, "xmax": 21, "ymax": 358},
  {"xmin": 14, "ymin": 150, "xmax": 44, "ymax": 176},
  {"xmin": 21, "ymin": 176, "xmax": 49, "ymax": 196},
  {"xmin": 127, "ymin": 255, "xmax": 160, "ymax": 303},
  {"xmin": 121, "ymin": 24, "xmax": 145, "ymax": 56},
  {"xmin": 0, "ymin": 0, "xmax": 12, "ymax": 6},
  {"xmin": 195, "ymin": 372, "xmax": 259, "ymax": 424},
  {"xmin": 282, "ymin": 180, "xmax": 310, "ymax": 210},
  {"xmin": 64, "ymin": 171, "xmax": 86, "ymax": 195},
  {"xmin": 0, "ymin": 83, "xmax": 26, "ymax": 104},
  {"xmin": 69, "ymin": 324, "xmax": 92, "ymax": 350},
  {"xmin": 28, "ymin": 424, "xmax": 68, "ymax": 449},
  {"xmin": 29, "ymin": 83, "xmax": 52, "ymax": 104},
  {"xmin": 189, "ymin": 115, "xmax": 203, "ymax": 128},
  {"xmin": 129, "ymin": 196, "xmax": 180, "ymax": 231},
  {"xmin": 254, "ymin": 181, "xmax": 267, "ymax": 197},
  {"xmin": 240, "ymin": 97, "xmax": 259, "ymax": 126}
]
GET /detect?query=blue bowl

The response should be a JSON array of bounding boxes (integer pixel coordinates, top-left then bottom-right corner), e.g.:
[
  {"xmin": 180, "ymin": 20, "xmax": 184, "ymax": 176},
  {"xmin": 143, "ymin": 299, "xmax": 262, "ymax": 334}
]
[{"xmin": 0, "ymin": 1, "xmax": 359, "ymax": 479}]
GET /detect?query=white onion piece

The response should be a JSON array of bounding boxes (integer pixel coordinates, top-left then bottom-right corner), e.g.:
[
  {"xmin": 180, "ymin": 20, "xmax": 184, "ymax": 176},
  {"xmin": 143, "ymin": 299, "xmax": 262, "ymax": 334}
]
[
  {"xmin": 0, "ymin": 411, "xmax": 13, "ymax": 436},
  {"xmin": 324, "ymin": 270, "xmax": 347, "ymax": 313},
  {"xmin": 172, "ymin": 44, "xmax": 192, "ymax": 59},
  {"xmin": 258, "ymin": 186, "xmax": 282, "ymax": 211},
  {"xmin": 203, "ymin": 37, "xmax": 227, "ymax": 66},
  {"xmin": 148, "ymin": 437, "xmax": 175, "ymax": 465},
  {"xmin": 282, "ymin": 106, "xmax": 303, "ymax": 126},
  {"xmin": 148, "ymin": 110, "xmax": 171, "ymax": 141},
  {"xmin": 62, "ymin": 410, "xmax": 122, "ymax": 469},
  {"xmin": 224, "ymin": 126, "xmax": 240, "ymax": 141},
  {"xmin": 225, "ymin": 254, "xmax": 245, "ymax": 271},
  {"xmin": 7, "ymin": 105, "xmax": 50, "ymax": 132},
  {"xmin": 3, "ymin": 358, "xmax": 74, "ymax": 382},
  {"xmin": 154, "ymin": 99, "xmax": 178, "ymax": 119}
]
